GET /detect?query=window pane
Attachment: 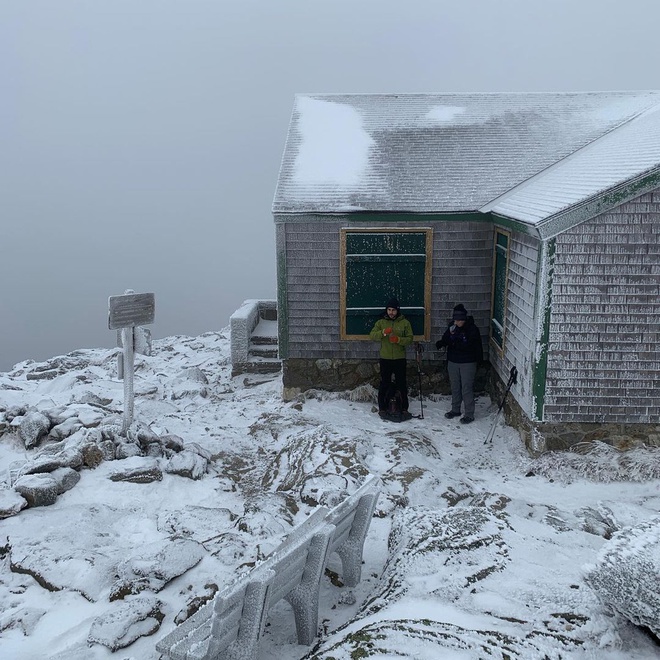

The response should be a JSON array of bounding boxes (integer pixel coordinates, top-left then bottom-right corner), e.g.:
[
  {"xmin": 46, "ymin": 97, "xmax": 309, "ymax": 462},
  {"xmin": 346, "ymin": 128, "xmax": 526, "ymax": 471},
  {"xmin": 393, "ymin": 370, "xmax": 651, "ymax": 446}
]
[
  {"xmin": 343, "ymin": 230, "xmax": 429, "ymax": 337},
  {"xmin": 491, "ymin": 232, "xmax": 508, "ymax": 348}
]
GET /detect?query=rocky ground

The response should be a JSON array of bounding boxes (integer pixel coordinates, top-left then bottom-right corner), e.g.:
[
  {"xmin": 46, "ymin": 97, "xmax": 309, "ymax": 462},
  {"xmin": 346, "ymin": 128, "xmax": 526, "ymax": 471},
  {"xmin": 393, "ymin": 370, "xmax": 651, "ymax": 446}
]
[{"xmin": 0, "ymin": 331, "xmax": 658, "ymax": 659}]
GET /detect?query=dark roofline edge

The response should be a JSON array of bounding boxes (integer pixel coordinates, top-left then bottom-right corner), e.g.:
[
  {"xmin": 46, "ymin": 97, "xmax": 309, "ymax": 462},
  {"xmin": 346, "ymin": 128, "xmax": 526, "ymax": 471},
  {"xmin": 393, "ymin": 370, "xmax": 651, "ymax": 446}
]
[
  {"xmin": 273, "ymin": 210, "xmax": 490, "ymax": 224},
  {"xmin": 272, "ymin": 166, "xmax": 660, "ymax": 239},
  {"xmin": 272, "ymin": 209, "xmax": 540, "ymax": 237}
]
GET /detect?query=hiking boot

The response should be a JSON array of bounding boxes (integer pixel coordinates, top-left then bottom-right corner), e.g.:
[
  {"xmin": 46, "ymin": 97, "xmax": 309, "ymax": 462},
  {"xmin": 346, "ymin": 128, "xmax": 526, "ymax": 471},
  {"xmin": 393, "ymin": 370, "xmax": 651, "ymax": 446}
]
[
  {"xmin": 460, "ymin": 416, "xmax": 474, "ymax": 424},
  {"xmin": 444, "ymin": 411, "xmax": 461, "ymax": 419}
]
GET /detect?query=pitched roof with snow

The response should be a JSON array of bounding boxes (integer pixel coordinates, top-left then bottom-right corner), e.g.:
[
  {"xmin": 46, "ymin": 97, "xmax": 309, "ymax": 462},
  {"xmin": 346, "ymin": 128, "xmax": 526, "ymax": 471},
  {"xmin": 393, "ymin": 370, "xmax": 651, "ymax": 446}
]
[
  {"xmin": 272, "ymin": 91, "xmax": 660, "ymax": 224},
  {"xmin": 481, "ymin": 103, "xmax": 660, "ymax": 229}
]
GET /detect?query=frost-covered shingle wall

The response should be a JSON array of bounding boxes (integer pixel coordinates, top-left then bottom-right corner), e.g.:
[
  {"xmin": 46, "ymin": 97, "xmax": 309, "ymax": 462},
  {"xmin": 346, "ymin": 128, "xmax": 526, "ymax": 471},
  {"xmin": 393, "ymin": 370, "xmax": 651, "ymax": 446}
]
[
  {"xmin": 277, "ymin": 216, "xmax": 492, "ymax": 363},
  {"xmin": 431, "ymin": 222, "xmax": 492, "ymax": 341},
  {"xmin": 493, "ymin": 231, "xmax": 540, "ymax": 419},
  {"xmin": 544, "ymin": 190, "xmax": 660, "ymax": 423},
  {"xmin": 280, "ymin": 218, "xmax": 360, "ymax": 360}
]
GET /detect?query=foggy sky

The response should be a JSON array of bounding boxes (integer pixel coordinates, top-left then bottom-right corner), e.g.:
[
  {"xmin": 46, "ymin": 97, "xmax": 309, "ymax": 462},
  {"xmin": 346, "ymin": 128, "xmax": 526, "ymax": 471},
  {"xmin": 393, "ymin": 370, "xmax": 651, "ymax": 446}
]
[{"xmin": 2, "ymin": 0, "xmax": 659, "ymax": 371}]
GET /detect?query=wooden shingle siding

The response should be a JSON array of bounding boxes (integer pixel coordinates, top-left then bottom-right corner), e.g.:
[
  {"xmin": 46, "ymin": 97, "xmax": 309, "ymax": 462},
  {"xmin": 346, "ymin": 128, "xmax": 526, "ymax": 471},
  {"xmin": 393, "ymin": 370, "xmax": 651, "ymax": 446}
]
[
  {"xmin": 491, "ymin": 231, "xmax": 540, "ymax": 418},
  {"xmin": 279, "ymin": 216, "xmax": 494, "ymax": 362},
  {"xmin": 283, "ymin": 218, "xmax": 372, "ymax": 360},
  {"xmin": 544, "ymin": 189, "xmax": 660, "ymax": 423},
  {"xmin": 431, "ymin": 222, "xmax": 492, "ymax": 351}
]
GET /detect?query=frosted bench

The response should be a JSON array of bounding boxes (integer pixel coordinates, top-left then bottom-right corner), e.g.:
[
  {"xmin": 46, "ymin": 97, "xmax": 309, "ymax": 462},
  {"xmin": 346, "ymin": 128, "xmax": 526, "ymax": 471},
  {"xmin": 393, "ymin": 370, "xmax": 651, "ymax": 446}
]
[{"xmin": 156, "ymin": 475, "xmax": 380, "ymax": 660}]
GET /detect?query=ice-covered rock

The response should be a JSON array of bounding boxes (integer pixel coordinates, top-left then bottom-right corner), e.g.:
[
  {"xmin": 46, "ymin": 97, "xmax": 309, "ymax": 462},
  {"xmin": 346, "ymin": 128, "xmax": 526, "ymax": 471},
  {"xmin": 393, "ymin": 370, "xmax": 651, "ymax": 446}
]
[
  {"xmin": 165, "ymin": 450, "xmax": 208, "ymax": 480},
  {"xmin": 50, "ymin": 466, "xmax": 81, "ymax": 494},
  {"xmin": 0, "ymin": 487, "xmax": 27, "ymax": 518},
  {"xmin": 161, "ymin": 433, "xmax": 185, "ymax": 452},
  {"xmin": 108, "ymin": 457, "xmax": 162, "ymax": 483},
  {"xmin": 13, "ymin": 473, "xmax": 60, "ymax": 507},
  {"xmin": 170, "ymin": 367, "xmax": 209, "ymax": 399},
  {"xmin": 0, "ymin": 606, "xmax": 47, "ymax": 636},
  {"xmin": 88, "ymin": 595, "xmax": 164, "ymax": 650},
  {"xmin": 110, "ymin": 539, "xmax": 205, "ymax": 600},
  {"xmin": 18, "ymin": 411, "xmax": 51, "ymax": 449},
  {"xmin": 584, "ymin": 515, "xmax": 660, "ymax": 638},
  {"xmin": 115, "ymin": 441, "xmax": 143, "ymax": 460},
  {"xmin": 5, "ymin": 504, "xmax": 145, "ymax": 601}
]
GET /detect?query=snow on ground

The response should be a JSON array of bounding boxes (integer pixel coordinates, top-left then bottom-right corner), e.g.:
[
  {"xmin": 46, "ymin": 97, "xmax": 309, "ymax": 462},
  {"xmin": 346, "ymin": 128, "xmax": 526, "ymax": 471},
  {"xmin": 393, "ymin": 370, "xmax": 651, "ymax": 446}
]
[{"xmin": 0, "ymin": 330, "xmax": 659, "ymax": 659}]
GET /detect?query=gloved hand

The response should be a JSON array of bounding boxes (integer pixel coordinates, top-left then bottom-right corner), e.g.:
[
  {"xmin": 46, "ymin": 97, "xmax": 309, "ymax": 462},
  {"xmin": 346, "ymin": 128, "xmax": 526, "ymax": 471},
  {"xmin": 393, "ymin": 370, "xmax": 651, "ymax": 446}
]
[
  {"xmin": 383, "ymin": 327, "xmax": 393, "ymax": 336},
  {"xmin": 389, "ymin": 335, "xmax": 399, "ymax": 343},
  {"xmin": 435, "ymin": 340, "xmax": 443, "ymax": 350}
]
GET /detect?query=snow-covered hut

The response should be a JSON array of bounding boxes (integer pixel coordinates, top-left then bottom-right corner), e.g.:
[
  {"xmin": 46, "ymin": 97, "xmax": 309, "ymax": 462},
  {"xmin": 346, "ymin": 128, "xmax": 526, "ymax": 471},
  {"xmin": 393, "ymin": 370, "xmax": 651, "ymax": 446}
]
[{"xmin": 272, "ymin": 92, "xmax": 660, "ymax": 452}]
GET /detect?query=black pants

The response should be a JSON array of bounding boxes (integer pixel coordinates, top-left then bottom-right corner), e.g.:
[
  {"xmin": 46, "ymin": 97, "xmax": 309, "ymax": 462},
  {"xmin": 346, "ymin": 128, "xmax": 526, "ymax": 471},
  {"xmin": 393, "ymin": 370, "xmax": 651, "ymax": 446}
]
[{"xmin": 378, "ymin": 358, "xmax": 409, "ymax": 411}]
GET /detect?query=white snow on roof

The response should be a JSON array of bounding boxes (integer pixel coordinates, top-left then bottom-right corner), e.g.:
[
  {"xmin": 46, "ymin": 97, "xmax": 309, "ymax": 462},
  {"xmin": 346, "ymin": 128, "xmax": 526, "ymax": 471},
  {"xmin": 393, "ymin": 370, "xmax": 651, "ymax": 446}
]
[
  {"xmin": 483, "ymin": 104, "xmax": 660, "ymax": 225},
  {"xmin": 426, "ymin": 105, "xmax": 466, "ymax": 122},
  {"xmin": 274, "ymin": 92, "xmax": 660, "ymax": 215},
  {"xmin": 293, "ymin": 96, "xmax": 373, "ymax": 186}
]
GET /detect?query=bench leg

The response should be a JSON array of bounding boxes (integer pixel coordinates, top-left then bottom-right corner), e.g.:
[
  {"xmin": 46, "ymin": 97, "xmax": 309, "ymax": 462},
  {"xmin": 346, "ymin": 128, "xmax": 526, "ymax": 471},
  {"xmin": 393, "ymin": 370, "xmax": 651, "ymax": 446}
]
[
  {"xmin": 284, "ymin": 526, "xmax": 334, "ymax": 646},
  {"xmin": 207, "ymin": 577, "xmax": 272, "ymax": 660},
  {"xmin": 336, "ymin": 492, "xmax": 378, "ymax": 587}
]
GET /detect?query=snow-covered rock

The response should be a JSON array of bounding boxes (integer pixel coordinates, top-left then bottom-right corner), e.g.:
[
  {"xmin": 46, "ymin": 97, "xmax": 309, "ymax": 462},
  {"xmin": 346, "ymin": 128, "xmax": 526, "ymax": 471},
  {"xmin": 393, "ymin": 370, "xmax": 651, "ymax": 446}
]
[
  {"xmin": 165, "ymin": 450, "xmax": 208, "ymax": 479},
  {"xmin": 88, "ymin": 595, "xmax": 164, "ymax": 650},
  {"xmin": 18, "ymin": 411, "xmax": 51, "ymax": 449},
  {"xmin": 110, "ymin": 539, "xmax": 205, "ymax": 600},
  {"xmin": 0, "ymin": 487, "xmax": 27, "ymax": 518},
  {"xmin": 108, "ymin": 457, "xmax": 162, "ymax": 483},
  {"xmin": 584, "ymin": 516, "xmax": 660, "ymax": 638},
  {"xmin": 13, "ymin": 473, "xmax": 60, "ymax": 507}
]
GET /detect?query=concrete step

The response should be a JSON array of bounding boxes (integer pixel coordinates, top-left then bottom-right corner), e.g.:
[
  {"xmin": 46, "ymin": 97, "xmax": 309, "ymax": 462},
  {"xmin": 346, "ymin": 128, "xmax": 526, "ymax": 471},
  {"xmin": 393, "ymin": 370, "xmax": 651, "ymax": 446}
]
[
  {"xmin": 251, "ymin": 335, "xmax": 278, "ymax": 346},
  {"xmin": 251, "ymin": 318, "xmax": 278, "ymax": 344},
  {"xmin": 249, "ymin": 344, "xmax": 279, "ymax": 359},
  {"xmin": 244, "ymin": 359, "xmax": 282, "ymax": 374}
]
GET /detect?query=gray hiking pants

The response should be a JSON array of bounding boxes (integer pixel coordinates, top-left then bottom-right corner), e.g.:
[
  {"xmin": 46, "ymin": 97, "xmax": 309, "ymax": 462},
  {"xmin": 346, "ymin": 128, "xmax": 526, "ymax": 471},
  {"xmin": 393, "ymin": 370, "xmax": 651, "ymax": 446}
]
[{"xmin": 448, "ymin": 361, "xmax": 477, "ymax": 417}]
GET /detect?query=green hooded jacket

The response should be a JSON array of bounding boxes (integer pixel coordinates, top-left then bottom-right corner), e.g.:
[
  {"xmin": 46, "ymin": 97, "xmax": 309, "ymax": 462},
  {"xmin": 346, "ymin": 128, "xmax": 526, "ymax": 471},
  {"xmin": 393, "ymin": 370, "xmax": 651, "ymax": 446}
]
[{"xmin": 369, "ymin": 312, "xmax": 414, "ymax": 359}]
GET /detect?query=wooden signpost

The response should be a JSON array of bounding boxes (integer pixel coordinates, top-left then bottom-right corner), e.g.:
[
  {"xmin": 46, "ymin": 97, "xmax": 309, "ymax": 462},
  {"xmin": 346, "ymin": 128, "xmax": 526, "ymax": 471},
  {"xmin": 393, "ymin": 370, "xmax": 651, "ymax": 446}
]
[{"xmin": 108, "ymin": 291, "xmax": 155, "ymax": 434}]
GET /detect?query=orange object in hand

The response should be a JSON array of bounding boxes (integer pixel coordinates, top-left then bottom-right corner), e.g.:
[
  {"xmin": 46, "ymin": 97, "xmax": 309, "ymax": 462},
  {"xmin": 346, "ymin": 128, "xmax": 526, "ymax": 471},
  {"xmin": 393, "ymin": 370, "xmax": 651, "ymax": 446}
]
[
  {"xmin": 383, "ymin": 327, "xmax": 393, "ymax": 335},
  {"xmin": 388, "ymin": 335, "xmax": 399, "ymax": 343}
]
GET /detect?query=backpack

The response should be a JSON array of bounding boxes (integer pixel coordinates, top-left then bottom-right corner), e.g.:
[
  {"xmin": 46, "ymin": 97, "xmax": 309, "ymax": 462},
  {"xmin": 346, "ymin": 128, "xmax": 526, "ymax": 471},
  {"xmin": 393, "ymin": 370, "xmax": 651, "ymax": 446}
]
[
  {"xmin": 386, "ymin": 386, "xmax": 404, "ymax": 418},
  {"xmin": 381, "ymin": 385, "xmax": 411, "ymax": 423}
]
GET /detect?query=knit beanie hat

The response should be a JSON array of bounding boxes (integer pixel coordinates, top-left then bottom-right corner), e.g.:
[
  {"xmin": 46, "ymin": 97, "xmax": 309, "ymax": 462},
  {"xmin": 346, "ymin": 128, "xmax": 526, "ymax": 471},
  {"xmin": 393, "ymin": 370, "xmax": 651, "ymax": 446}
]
[
  {"xmin": 386, "ymin": 298, "xmax": 401, "ymax": 310},
  {"xmin": 452, "ymin": 304, "xmax": 468, "ymax": 321}
]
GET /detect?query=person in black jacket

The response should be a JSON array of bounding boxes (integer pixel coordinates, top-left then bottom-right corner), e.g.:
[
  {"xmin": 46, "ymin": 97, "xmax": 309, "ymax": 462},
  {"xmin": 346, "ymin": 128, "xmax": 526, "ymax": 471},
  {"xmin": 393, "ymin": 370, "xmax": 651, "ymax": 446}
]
[{"xmin": 435, "ymin": 304, "xmax": 483, "ymax": 424}]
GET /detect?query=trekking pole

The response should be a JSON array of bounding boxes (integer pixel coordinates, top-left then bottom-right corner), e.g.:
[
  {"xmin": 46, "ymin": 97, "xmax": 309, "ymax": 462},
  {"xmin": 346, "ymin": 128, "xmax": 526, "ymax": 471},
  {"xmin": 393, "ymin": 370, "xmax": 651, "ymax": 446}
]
[
  {"xmin": 484, "ymin": 365, "xmax": 517, "ymax": 444},
  {"xmin": 414, "ymin": 342, "xmax": 424, "ymax": 419}
]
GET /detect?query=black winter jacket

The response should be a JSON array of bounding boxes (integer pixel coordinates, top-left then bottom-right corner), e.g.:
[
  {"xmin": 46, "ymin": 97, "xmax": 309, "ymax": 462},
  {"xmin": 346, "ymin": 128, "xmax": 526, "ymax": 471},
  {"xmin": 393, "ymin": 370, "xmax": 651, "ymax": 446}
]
[{"xmin": 435, "ymin": 316, "xmax": 483, "ymax": 364}]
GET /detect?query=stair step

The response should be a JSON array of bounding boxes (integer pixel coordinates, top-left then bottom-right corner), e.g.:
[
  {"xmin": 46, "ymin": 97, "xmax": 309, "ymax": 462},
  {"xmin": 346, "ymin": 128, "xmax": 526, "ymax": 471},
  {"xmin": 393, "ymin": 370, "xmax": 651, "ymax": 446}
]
[
  {"xmin": 251, "ymin": 318, "xmax": 278, "ymax": 341},
  {"xmin": 249, "ymin": 345, "xmax": 279, "ymax": 358},
  {"xmin": 244, "ymin": 360, "xmax": 282, "ymax": 374},
  {"xmin": 251, "ymin": 335, "xmax": 278, "ymax": 346}
]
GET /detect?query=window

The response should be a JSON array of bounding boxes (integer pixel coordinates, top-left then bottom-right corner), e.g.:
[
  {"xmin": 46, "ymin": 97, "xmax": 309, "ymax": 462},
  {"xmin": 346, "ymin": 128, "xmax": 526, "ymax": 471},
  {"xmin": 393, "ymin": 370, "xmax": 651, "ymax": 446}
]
[
  {"xmin": 339, "ymin": 228, "xmax": 432, "ymax": 340},
  {"xmin": 491, "ymin": 229, "xmax": 510, "ymax": 349}
]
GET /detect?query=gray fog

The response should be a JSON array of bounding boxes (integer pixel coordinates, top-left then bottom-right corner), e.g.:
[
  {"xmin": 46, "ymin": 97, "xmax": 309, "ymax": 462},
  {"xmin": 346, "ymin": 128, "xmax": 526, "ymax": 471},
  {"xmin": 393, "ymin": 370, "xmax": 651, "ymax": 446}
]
[{"xmin": 2, "ymin": 0, "xmax": 659, "ymax": 371}]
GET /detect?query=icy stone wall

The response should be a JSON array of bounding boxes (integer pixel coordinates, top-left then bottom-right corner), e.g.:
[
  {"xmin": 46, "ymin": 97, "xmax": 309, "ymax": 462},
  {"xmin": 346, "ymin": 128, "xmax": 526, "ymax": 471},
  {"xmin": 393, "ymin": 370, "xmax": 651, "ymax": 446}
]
[{"xmin": 230, "ymin": 299, "xmax": 277, "ymax": 374}]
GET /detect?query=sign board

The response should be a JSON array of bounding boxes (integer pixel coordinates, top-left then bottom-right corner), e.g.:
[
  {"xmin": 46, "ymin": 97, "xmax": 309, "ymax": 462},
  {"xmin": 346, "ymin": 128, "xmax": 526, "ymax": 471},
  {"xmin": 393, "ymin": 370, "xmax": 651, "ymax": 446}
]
[{"xmin": 108, "ymin": 293, "xmax": 155, "ymax": 330}]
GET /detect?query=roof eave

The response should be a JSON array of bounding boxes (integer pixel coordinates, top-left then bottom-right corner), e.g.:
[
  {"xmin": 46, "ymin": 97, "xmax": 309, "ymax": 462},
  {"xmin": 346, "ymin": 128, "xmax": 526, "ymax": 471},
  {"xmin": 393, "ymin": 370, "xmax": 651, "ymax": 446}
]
[{"xmin": 535, "ymin": 166, "xmax": 660, "ymax": 240}]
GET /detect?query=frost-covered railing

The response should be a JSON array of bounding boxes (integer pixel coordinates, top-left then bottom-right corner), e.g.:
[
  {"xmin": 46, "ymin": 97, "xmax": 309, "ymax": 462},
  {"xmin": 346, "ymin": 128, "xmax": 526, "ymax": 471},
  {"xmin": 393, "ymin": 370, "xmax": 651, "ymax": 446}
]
[
  {"xmin": 156, "ymin": 475, "xmax": 380, "ymax": 660},
  {"xmin": 230, "ymin": 299, "xmax": 277, "ymax": 375}
]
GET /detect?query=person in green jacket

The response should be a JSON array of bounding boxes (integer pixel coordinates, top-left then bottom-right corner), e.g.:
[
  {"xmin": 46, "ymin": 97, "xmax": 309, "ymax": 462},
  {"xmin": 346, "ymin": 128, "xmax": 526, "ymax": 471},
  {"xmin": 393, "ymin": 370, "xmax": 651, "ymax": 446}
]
[{"xmin": 369, "ymin": 298, "xmax": 413, "ymax": 415}]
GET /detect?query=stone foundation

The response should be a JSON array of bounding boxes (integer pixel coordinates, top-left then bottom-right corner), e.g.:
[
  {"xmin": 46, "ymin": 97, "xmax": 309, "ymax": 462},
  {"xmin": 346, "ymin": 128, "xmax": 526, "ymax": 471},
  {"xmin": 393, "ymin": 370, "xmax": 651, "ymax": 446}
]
[
  {"xmin": 488, "ymin": 371, "xmax": 660, "ymax": 456},
  {"xmin": 282, "ymin": 358, "xmax": 490, "ymax": 402},
  {"xmin": 528, "ymin": 421, "xmax": 660, "ymax": 455}
]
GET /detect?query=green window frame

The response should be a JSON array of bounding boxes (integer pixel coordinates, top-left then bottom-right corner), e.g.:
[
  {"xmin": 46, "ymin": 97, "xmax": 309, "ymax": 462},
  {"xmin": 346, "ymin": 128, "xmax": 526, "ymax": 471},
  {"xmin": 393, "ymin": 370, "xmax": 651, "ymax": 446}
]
[
  {"xmin": 340, "ymin": 227, "xmax": 432, "ymax": 340},
  {"xmin": 490, "ymin": 228, "xmax": 510, "ymax": 350}
]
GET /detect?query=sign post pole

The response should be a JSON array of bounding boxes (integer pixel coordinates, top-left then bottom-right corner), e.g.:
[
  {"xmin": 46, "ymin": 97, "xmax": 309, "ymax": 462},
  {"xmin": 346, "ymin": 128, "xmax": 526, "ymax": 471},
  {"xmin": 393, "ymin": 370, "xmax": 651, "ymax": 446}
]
[
  {"xmin": 121, "ymin": 326, "xmax": 135, "ymax": 433},
  {"xmin": 108, "ymin": 291, "xmax": 155, "ymax": 436}
]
